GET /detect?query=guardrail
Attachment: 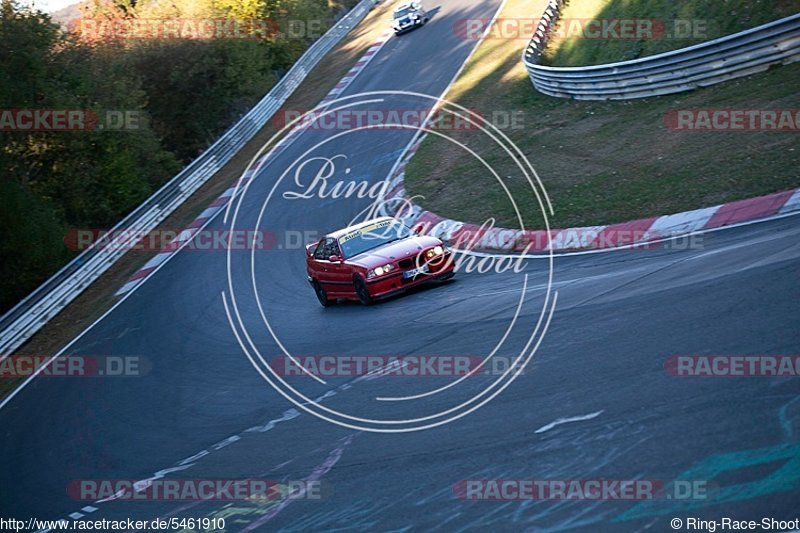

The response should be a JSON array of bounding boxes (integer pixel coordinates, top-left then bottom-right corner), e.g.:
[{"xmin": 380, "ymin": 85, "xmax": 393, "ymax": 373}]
[
  {"xmin": 523, "ymin": 10, "xmax": 800, "ymax": 100},
  {"xmin": 0, "ymin": 0, "xmax": 378, "ymax": 356}
]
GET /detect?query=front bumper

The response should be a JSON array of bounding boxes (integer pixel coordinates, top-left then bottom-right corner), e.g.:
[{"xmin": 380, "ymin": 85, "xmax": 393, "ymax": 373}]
[
  {"xmin": 394, "ymin": 18, "xmax": 423, "ymax": 33},
  {"xmin": 365, "ymin": 252, "xmax": 455, "ymax": 299}
]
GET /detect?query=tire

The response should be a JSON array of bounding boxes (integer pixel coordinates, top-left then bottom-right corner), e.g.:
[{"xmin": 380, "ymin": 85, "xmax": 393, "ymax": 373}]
[
  {"xmin": 354, "ymin": 276, "xmax": 373, "ymax": 306},
  {"xmin": 312, "ymin": 280, "xmax": 332, "ymax": 307}
]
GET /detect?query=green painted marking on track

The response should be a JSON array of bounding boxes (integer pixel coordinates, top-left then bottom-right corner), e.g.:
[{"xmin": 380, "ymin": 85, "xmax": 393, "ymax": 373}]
[{"xmin": 616, "ymin": 442, "xmax": 800, "ymax": 521}]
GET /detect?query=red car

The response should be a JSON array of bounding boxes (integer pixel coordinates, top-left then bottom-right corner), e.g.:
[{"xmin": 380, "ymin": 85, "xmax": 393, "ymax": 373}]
[{"xmin": 306, "ymin": 217, "xmax": 455, "ymax": 306}]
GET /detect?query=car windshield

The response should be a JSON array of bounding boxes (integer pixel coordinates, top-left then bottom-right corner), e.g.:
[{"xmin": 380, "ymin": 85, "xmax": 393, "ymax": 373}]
[
  {"xmin": 338, "ymin": 219, "xmax": 411, "ymax": 258},
  {"xmin": 394, "ymin": 7, "xmax": 414, "ymax": 18}
]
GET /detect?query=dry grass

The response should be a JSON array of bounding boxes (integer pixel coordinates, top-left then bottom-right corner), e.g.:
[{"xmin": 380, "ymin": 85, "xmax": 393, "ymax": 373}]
[{"xmin": 404, "ymin": 0, "xmax": 800, "ymax": 229}]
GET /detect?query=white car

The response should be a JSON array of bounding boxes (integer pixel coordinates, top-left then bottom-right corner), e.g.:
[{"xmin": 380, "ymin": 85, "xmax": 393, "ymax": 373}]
[{"xmin": 392, "ymin": 1, "xmax": 429, "ymax": 35}]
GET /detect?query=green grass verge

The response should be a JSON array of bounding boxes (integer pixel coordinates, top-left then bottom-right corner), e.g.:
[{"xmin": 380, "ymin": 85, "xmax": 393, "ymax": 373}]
[
  {"xmin": 543, "ymin": 0, "xmax": 800, "ymax": 66},
  {"xmin": 404, "ymin": 0, "xmax": 800, "ymax": 229}
]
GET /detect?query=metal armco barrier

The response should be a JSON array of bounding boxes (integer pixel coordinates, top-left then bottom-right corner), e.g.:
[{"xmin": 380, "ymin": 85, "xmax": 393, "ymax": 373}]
[
  {"xmin": 523, "ymin": 10, "xmax": 800, "ymax": 100},
  {"xmin": 0, "ymin": 0, "xmax": 378, "ymax": 356}
]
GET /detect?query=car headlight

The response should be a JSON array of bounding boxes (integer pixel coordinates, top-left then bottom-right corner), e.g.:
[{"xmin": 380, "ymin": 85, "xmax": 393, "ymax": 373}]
[
  {"xmin": 425, "ymin": 246, "xmax": 444, "ymax": 259},
  {"xmin": 369, "ymin": 263, "xmax": 395, "ymax": 278}
]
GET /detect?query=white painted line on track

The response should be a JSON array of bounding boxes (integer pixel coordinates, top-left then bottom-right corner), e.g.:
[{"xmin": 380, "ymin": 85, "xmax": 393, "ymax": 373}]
[{"xmin": 535, "ymin": 410, "xmax": 604, "ymax": 434}]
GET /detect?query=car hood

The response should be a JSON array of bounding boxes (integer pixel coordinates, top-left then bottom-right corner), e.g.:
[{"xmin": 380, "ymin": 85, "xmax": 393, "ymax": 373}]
[{"xmin": 347, "ymin": 235, "xmax": 442, "ymax": 269}]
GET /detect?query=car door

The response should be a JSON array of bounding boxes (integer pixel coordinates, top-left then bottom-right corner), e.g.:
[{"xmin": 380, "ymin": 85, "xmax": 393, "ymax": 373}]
[
  {"xmin": 325, "ymin": 239, "xmax": 355, "ymax": 297},
  {"xmin": 308, "ymin": 237, "xmax": 326, "ymax": 282},
  {"xmin": 313, "ymin": 238, "xmax": 351, "ymax": 296}
]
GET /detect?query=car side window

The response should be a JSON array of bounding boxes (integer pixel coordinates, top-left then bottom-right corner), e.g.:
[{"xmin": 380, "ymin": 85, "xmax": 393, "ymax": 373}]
[
  {"xmin": 314, "ymin": 238, "xmax": 340, "ymax": 260},
  {"xmin": 329, "ymin": 240, "xmax": 342, "ymax": 259},
  {"xmin": 313, "ymin": 238, "xmax": 329, "ymax": 260}
]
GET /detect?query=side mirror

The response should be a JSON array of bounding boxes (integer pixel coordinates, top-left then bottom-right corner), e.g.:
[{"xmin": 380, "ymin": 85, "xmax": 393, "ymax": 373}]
[
  {"xmin": 328, "ymin": 255, "xmax": 342, "ymax": 262},
  {"xmin": 413, "ymin": 224, "xmax": 424, "ymax": 235}
]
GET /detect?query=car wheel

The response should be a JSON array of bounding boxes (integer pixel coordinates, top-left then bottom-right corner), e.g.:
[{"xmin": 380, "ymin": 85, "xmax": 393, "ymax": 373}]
[
  {"xmin": 312, "ymin": 280, "xmax": 332, "ymax": 307},
  {"xmin": 354, "ymin": 276, "xmax": 373, "ymax": 306}
]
